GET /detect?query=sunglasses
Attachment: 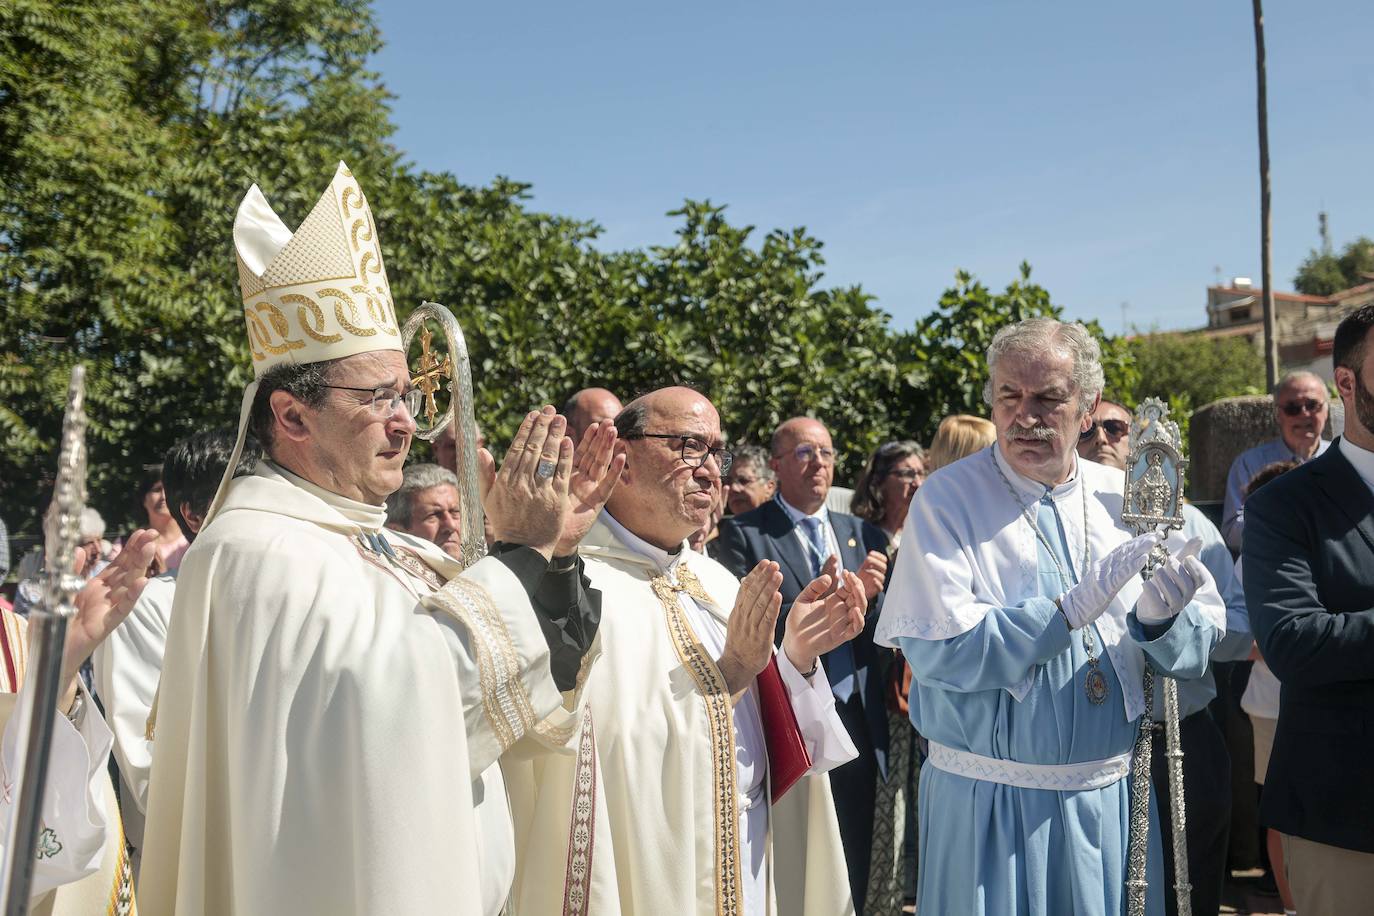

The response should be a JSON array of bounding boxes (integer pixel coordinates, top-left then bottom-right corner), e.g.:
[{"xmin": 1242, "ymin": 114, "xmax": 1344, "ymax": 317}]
[
  {"xmin": 1079, "ymin": 419, "xmax": 1129, "ymax": 441},
  {"xmin": 1279, "ymin": 398, "xmax": 1324, "ymax": 417}
]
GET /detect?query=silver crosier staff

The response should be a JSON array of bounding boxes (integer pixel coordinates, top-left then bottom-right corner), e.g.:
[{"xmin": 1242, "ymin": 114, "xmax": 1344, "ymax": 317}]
[
  {"xmin": 401, "ymin": 301, "xmax": 487, "ymax": 571},
  {"xmin": 0, "ymin": 367, "xmax": 88, "ymax": 915}
]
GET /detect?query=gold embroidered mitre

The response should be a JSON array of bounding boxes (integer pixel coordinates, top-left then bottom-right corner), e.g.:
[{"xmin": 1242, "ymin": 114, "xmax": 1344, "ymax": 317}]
[{"xmin": 233, "ymin": 161, "xmax": 401, "ymax": 375}]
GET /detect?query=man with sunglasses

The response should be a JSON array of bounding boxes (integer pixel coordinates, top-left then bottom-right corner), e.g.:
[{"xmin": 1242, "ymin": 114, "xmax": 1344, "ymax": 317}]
[
  {"xmin": 716, "ymin": 416, "xmax": 891, "ymax": 913},
  {"xmin": 1221, "ymin": 371, "xmax": 1331, "ymax": 551},
  {"xmin": 1079, "ymin": 399, "xmax": 1254, "ymax": 916}
]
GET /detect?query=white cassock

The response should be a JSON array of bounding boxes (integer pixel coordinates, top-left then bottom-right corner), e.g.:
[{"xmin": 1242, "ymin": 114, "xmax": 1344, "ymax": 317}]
[
  {"xmin": 94, "ymin": 570, "xmax": 176, "ymax": 863},
  {"xmin": 502, "ymin": 511, "xmax": 856, "ymax": 916},
  {"xmin": 0, "ymin": 610, "xmax": 132, "ymax": 913},
  {"xmin": 138, "ymin": 461, "xmax": 585, "ymax": 915}
]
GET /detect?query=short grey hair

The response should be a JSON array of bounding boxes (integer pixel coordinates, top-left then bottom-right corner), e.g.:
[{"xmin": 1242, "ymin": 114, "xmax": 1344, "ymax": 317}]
[
  {"xmin": 1273, "ymin": 370, "xmax": 1325, "ymax": 397},
  {"xmin": 79, "ymin": 508, "xmax": 105, "ymax": 541},
  {"xmin": 385, "ymin": 463, "xmax": 459, "ymax": 528},
  {"xmin": 729, "ymin": 445, "xmax": 775, "ymax": 481},
  {"xmin": 983, "ymin": 318, "xmax": 1105, "ymax": 412}
]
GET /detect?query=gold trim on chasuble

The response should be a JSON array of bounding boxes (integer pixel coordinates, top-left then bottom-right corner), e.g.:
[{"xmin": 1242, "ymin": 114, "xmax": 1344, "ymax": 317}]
[
  {"xmin": 425, "ymin": 577, "xmax": 539, "ymax": 753},
  {"xmin": 649, "ymin": 567, "xmax": 745, "ymax": 916},
  {"xmin": 561, "ymin": 712, "xmax": 597, "ymax": 916}
]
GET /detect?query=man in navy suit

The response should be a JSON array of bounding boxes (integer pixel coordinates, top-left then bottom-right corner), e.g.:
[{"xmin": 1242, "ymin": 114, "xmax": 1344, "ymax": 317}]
[
  {"xmin": 717, "ymin": 416, "xmax": 890, "ymax": 913},
  {"xmin": 1244, "ymin": 303, "xmax": 1374, "ymax": 915}
]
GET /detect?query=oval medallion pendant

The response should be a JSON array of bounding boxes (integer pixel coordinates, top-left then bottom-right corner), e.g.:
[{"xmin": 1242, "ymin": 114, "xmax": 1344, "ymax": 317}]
[{"xmin": 1085, "ymin": 666, "xmax": 1109, "ymax": 705}]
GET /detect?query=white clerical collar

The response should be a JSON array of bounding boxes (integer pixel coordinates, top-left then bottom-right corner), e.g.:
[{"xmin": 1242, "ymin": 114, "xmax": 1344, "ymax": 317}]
[
  {"xmin": 263, "ymin": 460, "xmax": 388, "ymax": 531},
  {"xmin": 1339, "ymin": 436, "xmax": 1374, "ymax": 494},
  {"xmin": 991, "ymin": 442, "xmax": 1081, "ymax": 504},
  {"xmin": 600, "ymin": 509, "xmax": 688, "ymax": 574},
  {"xmin": 775, "ymin": 493, "xmax": 830, "ymax": 525}
]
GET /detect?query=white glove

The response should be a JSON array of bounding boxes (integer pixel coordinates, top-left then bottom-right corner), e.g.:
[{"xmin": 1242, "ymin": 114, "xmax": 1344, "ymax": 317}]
[
  {"xmin": 1059, "ymin": 532, "xmax": 1160, "ymax": 630},
  {"xmin": 1136, "ymin": 538, "xmax": 1208, "ymax": 623}
]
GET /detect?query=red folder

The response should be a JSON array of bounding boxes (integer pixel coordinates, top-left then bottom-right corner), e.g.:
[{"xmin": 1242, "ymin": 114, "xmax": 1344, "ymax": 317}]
[{"xmin": 757, "ymin": 654, "xmax": 812, "ymax": 801}]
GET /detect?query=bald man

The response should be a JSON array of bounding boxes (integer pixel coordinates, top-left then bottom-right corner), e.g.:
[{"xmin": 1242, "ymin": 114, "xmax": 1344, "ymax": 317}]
[
  {"xmin": 1221, "ymin": 371, "xmax": 1332, "ymax": 550},
  {"xmin": 561, "ymin": 387, "xmax": 623, "ymax": 443},
  {"xmin": 716, "ymin": 416, "xmax": 890, "ymax": 913},
  {"xmin": 505, "ymin": 387, "xmax": 861, "ymax": 915}
]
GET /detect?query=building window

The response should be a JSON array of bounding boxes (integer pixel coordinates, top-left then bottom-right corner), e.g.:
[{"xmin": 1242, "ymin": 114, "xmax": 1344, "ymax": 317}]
[{"xmin": 1229, "ymin": 305, "xmax": 1252, "ymax": 322}]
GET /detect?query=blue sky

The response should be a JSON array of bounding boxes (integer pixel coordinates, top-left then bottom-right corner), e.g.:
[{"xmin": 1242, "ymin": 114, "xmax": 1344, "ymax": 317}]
[{"xmin": 372, "ymin": 1, "xmax": 1373, "ymax": 334}]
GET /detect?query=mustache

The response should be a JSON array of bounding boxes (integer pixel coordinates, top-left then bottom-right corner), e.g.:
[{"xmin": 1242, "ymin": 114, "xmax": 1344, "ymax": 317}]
[{"xmin": 1009, "ymin": 426, "xmax": 1058, "ymax": 442}]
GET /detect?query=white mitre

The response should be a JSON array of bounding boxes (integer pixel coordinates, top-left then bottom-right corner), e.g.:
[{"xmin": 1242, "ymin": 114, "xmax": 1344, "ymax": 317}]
[
  {"xmin": 234, "ymin": 161, "xmax": 401, "ymax": 373},
  {"xmin": 205, "ymin": 161, "xmax": 404, "ymax": 523}
]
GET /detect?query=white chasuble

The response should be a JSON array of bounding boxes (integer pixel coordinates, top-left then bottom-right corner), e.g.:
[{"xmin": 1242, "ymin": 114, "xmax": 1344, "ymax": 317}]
[
  {"xmin": 138, "ymin": 462, "xmax": 571, "ymax": 916},
  {"xmin": 501, "ymin": 513, "xmax": 855, "ymax": 916},
  {"xmin": 0, "ymin": 610, "xmax": 134, "ymax": 914}
]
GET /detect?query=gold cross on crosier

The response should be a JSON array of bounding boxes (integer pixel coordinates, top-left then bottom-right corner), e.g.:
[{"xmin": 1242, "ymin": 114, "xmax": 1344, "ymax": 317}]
[{"xmin": 410, "ymin": 325, "xmax": 452, "ymax": 428}]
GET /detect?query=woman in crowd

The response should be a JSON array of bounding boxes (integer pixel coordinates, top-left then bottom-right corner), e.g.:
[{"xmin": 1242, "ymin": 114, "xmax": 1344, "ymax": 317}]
[
  {"xmin": 850, "ymin": 439, "xmax": 925, "ymax": 915},
  {"xmin": 137, "ymin": 466, "xmax": 188, "ymax": 574},
  {"xmin": 850, "ymin": 440, "xmax": 926, "ymax": 547},
  {"xmin": 926, "ymin": 414, "xmax": 996, "ymax": 474}
]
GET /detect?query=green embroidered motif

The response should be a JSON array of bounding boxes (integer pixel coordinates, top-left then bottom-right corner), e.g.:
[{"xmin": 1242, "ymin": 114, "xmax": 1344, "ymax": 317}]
[{"xmin": 35, "ymin": 827, "xmax": 61, "ymax": 859}]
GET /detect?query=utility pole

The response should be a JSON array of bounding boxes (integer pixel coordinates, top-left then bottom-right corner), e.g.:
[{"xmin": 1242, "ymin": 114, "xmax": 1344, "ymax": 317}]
[{"xmin": 1254, "ymin": 0, "xmax": 1279, "ymax": 388}]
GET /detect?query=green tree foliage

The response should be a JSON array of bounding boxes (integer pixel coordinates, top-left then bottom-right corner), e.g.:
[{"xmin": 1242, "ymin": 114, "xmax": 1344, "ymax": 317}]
[
  {"xmin": 1123, "ymin": 331, "xmax": 1265, "ymax": 438},
  {"xmin": 892, "ymin": 263, "xmax": 1136, "ymax": 443},
  {"xmin": 1294, "ymin": 236, "xmax": 1374, "ymax": 295},
  {"xmin": 5, "ymin": 0, "xmax": 1254, "ymax": 550}
]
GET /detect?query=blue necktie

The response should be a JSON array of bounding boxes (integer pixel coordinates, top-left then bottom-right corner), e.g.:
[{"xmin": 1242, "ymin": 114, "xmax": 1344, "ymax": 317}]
[
  {"xmin": 1034, "ymin": 494, "xmax": 1078, "ymax": 585},
  {"xmin": 802, "ymin": 515, "xmax": 857, "ymax": 703}
]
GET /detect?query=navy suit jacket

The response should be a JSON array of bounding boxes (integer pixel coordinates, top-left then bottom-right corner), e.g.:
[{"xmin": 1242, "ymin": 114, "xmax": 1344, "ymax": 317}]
[
  {"xmin": 716, "ymin": 499, "xmax": 891, "ymax": 774},
  {"xmin": 1243, "ymin": 441, "xmax": 1374, "ymax": 852}
]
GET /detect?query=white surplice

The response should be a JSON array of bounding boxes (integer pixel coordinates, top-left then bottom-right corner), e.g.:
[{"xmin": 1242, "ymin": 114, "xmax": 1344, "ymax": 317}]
[
  {"xmin": 502, "ymin": 511, "xmax": 855, "ymax": 916},
  {"xmin": 138, "ymin": 462, "xmax": 579, "ymax": 916},
  {"xmin": 93, "ymin": 569, "xmax": 175, "ymax": 860}
]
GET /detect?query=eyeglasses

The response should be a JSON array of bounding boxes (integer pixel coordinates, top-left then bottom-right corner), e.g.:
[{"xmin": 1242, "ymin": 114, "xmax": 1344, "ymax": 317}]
[
  {"xmin": 1279, "ymin": 398, "xmax": 1324, "ymax": 417},
  {"xmin": 324, "ymin": 385, "xmax": 423, "ymax": 419},
  {"xmin": 1079, "ymin": 418, "xmax": 1129, "ymax": 441},
  {"xmin": 888, "ymin": 468, "xmax": 926, "ymax": 482},
  {"xmin": 787, "ymin": 444, "xmax": 837, "ymax": 465},
  {"xmin": 623, "ymin": 432, "xmax": 733, "ymax": 473}
]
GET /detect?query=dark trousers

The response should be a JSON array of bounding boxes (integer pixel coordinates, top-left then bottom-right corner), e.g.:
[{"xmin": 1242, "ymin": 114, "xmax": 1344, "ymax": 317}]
[
  {"xmin": 1149, "ymin": 709, "xmax": 1232, "ymax": 916},
  {"xmin": 829, "ymin": 692, "xmax": 877, "ymax": 915}
]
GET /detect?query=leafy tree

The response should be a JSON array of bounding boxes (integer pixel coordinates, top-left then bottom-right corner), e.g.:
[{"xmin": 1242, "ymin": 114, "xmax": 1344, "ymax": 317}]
[
  {"xmin": 891, "ymin": 263, "xmax": 1136, "ymax": 444},
  {"xmin": 1294, "ymin": 236, "xmax": 1374, "ymax": 295},
  {"xmin": 1123, "ymin": 331, "xmax": 1265, "ymax": 438}
]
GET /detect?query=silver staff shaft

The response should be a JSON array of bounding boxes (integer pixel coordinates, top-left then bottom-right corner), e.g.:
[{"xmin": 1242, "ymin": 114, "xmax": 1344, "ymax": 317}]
[
  {"xmin": 1125, "ymin": 663, "xmax": 1155, "ymax": 916},
  {"xmin": 0, "ymin": 366, "xmax": 88, "ymax": 915},
  {"xmin": 1163, "ymin": 676, "xmax": 1193, "ymax": 915}
]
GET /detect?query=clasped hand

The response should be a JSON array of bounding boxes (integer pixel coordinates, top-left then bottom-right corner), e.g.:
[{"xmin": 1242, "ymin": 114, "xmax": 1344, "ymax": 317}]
[{"xmin": 1136, "ymin": 537, "xmax": 1207, "ymax": 623}]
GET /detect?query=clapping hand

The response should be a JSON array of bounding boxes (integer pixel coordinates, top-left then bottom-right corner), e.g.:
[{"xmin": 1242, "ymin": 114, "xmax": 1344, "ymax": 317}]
[
  {"xmin": 716, "ymin": 560, "xmax": 783, "ymax": 696},
  {"xmin": 554, "ymin": 420, "xmax": 626, "ymax": 557},
  {"xmin": 479, "ymin": 407, "xmax": 573, "ymax": 561},
  {"xmin": 782, "ymin": 568, "xmax": 866, "ymax": 675},
  {"xmin": 857, "ymin": 550, "xmax": 887, "ymax": 600},
  {"xmin": 63, "ymin": 528, "xmax": 159, "ymax": 710}
]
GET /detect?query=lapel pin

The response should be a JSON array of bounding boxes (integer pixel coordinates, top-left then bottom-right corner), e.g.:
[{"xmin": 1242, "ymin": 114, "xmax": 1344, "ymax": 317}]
[{"xmin": 847, "ymin": 537, "xmax": 857, "ymax": 548}]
